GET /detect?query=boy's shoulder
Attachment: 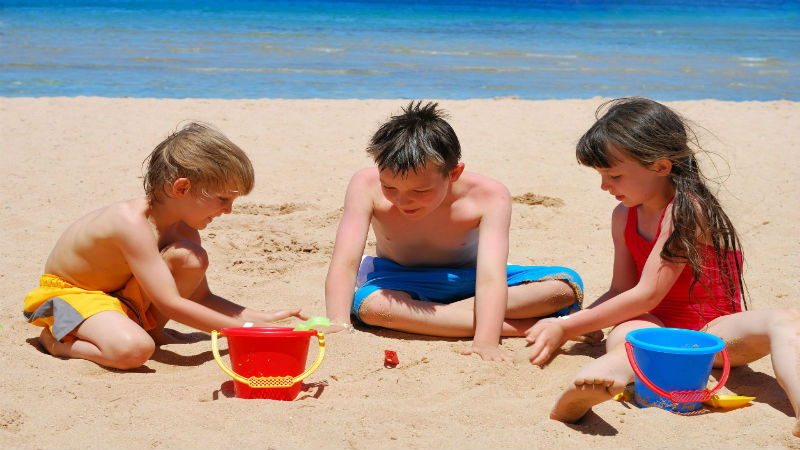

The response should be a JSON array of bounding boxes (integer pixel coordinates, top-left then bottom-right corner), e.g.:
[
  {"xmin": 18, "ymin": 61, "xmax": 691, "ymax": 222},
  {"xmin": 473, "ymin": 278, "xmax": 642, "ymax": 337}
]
[
  {"xmin": 101, "ymin": 198, "xmax": 149, "ymax": 226},
  {"xmin": 76, "ymin": 198, "xmax": 153, "ymax": 243},
  {"xmin": 456, "ymin": 171, "xmax": 510, "ymax": 203},
  {"xmin": 351, "ymin": 166, "xmax": 380, "ymax": 183}
]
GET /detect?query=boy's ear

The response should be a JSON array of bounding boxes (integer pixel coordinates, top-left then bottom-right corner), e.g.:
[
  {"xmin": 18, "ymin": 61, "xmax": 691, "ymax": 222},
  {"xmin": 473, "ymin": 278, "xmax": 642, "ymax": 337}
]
[
  {"xmin": 448, "ymin": 163, "xmax": 466, "ymax": 182},
  {"xmin": 652, "ymin": 158, "xmax": 672, "ymax": 176},
  {"xmin": 172, "ymin": 178, "xmax": 192, "ymax": 199}
]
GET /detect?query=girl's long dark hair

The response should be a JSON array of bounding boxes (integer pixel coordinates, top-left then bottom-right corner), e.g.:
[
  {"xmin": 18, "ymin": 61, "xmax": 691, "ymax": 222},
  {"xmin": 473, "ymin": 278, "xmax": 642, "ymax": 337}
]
[{"xmin": 576, "ymin": 97, "xmax": 746, "ymax": 315}]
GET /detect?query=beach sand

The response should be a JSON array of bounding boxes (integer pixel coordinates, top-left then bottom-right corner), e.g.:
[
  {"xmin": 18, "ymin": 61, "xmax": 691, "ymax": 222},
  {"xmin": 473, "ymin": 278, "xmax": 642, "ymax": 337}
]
[{"xmin": 1, "ymin": 97, "xmax": 798, "ymax": 449}]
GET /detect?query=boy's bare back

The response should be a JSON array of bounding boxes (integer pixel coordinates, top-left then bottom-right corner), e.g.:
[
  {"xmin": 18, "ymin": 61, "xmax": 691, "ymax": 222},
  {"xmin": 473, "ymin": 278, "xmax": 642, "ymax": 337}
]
[{"xmin": 43, "ymin": 197, "xmax": 195, "ymax": 293}]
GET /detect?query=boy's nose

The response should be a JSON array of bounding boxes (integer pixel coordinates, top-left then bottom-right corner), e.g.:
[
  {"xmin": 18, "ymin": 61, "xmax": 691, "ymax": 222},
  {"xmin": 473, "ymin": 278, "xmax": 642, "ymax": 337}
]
[{"xmin": 395, "ymin": 193, "xmax": 412, "ymax": 206}]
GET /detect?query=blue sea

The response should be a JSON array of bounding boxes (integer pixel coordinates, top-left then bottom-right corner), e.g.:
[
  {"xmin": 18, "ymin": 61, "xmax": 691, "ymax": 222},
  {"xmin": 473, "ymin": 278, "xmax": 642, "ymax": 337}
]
[{"xmin": 1, "ymin": 0, "xmax": 799, "ymax": 100}]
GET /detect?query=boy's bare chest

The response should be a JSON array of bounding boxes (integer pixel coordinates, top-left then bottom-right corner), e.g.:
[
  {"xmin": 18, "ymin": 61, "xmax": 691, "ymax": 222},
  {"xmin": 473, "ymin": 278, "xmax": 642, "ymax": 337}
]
[{"xmin": 371, "ymin": 214, "xmax": 479, "ymax": 267}]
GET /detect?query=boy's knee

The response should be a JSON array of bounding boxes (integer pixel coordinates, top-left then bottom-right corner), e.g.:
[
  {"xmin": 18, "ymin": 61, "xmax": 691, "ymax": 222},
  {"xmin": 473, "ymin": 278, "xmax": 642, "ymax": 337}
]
[
  {"xmin": 553, "ymin": 280, "xmax": 578, "ymax": 304},
  {"xmin": 106, "ymin": 333, "xmax": 155, "ymax": 369},
  {"xmin": 358, "ymin": 292, "xmax": 394, "ymax": 327},
  {"xmin": 774, "ymin": 308, "xmax": 800, "ymax": 332},
  {"xmin": 162, "ymin": 240, "xmax": 209, "ymax": 274},
  {"xmin": 555, "ymin": 267, "xmax": 583, "ymax": 292}
]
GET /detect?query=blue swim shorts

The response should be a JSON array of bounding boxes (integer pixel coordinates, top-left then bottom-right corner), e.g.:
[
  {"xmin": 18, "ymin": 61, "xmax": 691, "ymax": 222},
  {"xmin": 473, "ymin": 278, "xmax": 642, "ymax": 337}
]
[{"xmin": 351, "ymin": 256, "xmax": 583, "ymax": 322}]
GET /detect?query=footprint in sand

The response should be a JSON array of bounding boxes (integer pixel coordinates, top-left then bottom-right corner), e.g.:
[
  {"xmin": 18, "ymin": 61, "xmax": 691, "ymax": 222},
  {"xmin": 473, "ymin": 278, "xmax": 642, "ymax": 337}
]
[{"xmin": 512, "ymin": 192, "xmax": 564, "ymax": 207}]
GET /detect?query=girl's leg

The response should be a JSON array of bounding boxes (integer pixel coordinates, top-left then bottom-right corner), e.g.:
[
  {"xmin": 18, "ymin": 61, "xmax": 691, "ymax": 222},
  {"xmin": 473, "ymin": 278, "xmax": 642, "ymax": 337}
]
[
  {"xmin": 40, "ymin": 310, "xmax": 155, "ymax": 370},
  {"xmin": 550, "ymin": 315, "xmax": 662, "ymax": 423},
  {"xmin": 705, "ymin": 308, "xmax": 800, "ymax": 436}
]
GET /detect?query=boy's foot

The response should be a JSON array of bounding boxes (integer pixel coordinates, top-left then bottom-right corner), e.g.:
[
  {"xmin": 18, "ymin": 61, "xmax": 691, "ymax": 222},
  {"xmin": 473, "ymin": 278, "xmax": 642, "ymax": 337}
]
[
  {"xmin": 571, "ymin": 329, "xmax": 604, "ymax": 344},
  {"xmin": 550, "ymin": 376, "xmax": 622, "ymax": 423},
  {"xmin": 39, "ymin": 328, "xmax": 66, "ymax": 357},
  {"xmin": 148, "ymin": 327, "xmax": 206, "ymax": 346}
]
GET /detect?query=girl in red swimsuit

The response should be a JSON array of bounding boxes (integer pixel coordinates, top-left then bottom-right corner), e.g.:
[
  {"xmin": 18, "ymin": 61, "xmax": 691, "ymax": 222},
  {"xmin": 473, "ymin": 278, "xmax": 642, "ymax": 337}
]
[{"xmin": 524, "ymin": 97, "xmax": 799, "ymax": 437}]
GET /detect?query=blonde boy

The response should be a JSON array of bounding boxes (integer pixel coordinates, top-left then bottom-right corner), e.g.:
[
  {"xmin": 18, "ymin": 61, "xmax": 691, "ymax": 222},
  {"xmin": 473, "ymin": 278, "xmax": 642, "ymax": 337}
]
[
  {"xmin": 24, "ymin": 123, "xmax": 304, "ymax": 369},
  {"xmin": 325, "ymin": 102, "xmax": 583, "ymax": 361}
]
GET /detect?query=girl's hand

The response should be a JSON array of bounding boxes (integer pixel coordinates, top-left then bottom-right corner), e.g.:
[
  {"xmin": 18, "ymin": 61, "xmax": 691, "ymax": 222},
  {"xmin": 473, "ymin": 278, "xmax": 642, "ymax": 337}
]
[{"xmin": 526, "ymin": 318, "xmax": 567, "ymax": 365}]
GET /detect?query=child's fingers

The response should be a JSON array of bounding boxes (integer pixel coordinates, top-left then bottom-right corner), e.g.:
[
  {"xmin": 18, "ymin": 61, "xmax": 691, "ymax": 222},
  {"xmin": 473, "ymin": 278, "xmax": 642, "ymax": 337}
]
[
  {"xmin": 267, "ymin": 308, "xmax": 307, "ymax": 321},
  {"xmin": 531, "ymin": 347, "xmax": 552, "ymax": 366},
  {"xmin": 293, "ymin": 309, "xmax": 309, "ymax": 320},
  {"xmin": 528, "ymin": 338, "xmax": 552, "ymax": 365},
  {"xmin": 525, "ymin": 325, "xmax": 541, "ymax": 343}
]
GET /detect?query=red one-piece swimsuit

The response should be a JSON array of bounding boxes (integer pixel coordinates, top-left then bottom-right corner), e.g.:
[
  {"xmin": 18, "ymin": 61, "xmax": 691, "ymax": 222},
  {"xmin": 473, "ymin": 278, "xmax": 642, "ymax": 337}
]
[{"xmin": 624, "ymin": 203, "xmax": 742, "ymax": 330}]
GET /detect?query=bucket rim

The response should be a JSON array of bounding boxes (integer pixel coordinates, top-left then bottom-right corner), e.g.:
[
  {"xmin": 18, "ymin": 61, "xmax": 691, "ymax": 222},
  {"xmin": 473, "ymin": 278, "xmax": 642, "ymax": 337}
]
[
  {"xmin": 626, "ymin": 327, "xmax": 724, "ymax": 354},
  {"xmin": 220, "ymin": 326, "xmax": 316, "ymax": 337}
]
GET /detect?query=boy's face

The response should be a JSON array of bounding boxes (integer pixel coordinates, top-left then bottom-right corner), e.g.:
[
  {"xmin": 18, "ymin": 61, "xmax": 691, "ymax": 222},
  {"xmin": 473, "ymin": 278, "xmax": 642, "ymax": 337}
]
[
  {"xmin": 178, "ymin": 180, "xmax": 240, "ymax": 230},
  {"xmin": 379, "ymin": 163, "xmax": 463, "ymax": 220}
]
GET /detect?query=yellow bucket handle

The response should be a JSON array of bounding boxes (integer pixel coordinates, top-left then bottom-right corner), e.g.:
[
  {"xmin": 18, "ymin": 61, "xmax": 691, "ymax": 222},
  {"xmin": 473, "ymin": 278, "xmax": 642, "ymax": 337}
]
[{"xmin": 211, "ymin": 329, "xmax": 326, "ymax": 388}]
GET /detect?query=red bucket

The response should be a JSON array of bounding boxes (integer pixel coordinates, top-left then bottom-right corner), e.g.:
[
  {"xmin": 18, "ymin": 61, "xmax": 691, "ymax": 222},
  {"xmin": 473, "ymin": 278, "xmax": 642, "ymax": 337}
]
[{"xmin": 211, "ymin": 327, "xmax": 326, "ymax": 400}]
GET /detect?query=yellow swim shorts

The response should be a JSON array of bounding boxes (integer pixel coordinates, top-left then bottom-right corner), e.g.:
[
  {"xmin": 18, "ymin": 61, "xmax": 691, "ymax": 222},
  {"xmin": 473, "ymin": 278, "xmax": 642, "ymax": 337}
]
[{"xmin": 23, "ymin": 274, "xmax": 158, "ymax": 342}]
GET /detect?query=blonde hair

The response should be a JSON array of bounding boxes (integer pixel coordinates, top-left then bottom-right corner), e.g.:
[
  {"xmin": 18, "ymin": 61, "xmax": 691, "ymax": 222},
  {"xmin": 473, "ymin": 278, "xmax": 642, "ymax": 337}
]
[{"xmin": 143, "ymin": 122, "xmax": 254, "ymax": 203}]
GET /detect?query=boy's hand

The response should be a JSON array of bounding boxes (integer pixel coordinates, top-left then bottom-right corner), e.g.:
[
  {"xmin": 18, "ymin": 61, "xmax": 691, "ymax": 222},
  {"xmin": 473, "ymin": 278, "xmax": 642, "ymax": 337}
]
[
  {"xmin": 252, "ymin": 308, "xmax": 308, "ymax": 325},
  {"xmin": 463, "ymin": 343, "xmax": 513, "ymax": 362},
  {"xmin": 525, "ymin": 318, "xmax": 567, "ymax": 366}
]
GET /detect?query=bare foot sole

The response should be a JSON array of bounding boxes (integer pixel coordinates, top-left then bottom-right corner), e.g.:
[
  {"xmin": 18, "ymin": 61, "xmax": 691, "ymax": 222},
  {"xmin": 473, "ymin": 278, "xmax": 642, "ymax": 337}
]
[{"xmin": 550, "ymin": 381, "xmax": 619, "ymax": 423}]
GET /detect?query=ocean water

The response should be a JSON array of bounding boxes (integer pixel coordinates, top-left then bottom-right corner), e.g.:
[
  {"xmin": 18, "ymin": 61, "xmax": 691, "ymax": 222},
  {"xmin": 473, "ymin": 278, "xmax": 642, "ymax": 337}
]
[{"xmin": 1, "ymin": 0, "xmax": 799, "ymax": 100}]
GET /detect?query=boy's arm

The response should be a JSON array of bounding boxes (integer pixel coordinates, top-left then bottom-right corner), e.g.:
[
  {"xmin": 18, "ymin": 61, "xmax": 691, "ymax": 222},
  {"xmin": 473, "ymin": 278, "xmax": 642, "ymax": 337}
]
[
  {"xmin": 467, "ymin": 183, "xmax": 513, "ymax": 361},
  {"xmin": 325, "ymin": 170, "xmax": 374, "ymax": 327},
  {"xmin": 115, "ymin": 215, "xmax": 253, "ymax": 332},
  {"xmin": 527, "ymin": 205, "xmax": 685, "ymax": 364},
  {"xmin": 187, "ymin": 278, "xmax": 306, "ymax": 324}
]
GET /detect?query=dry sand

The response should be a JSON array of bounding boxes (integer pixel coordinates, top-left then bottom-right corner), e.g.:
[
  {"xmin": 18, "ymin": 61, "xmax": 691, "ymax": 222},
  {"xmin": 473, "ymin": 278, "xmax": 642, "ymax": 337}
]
[{"xmin": 1, "ymin": 97, "xmax": 798, "ymax": 449}]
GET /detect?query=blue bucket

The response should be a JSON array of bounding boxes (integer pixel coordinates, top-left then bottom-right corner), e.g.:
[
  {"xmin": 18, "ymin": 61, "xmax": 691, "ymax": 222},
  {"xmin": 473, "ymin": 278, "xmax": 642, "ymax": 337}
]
[{"xmin": 625, "ymin": 328, "xmax": 729, "ymax": 412}]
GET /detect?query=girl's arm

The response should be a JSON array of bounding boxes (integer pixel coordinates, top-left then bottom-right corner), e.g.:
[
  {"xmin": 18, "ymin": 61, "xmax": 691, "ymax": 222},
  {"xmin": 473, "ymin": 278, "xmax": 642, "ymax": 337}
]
[
  {"xmin": 585, "ymin": 204, "xmax": 640, "ymax": 308},
  {"xmin": 527, "ymin": 204, "xmax": 685, "ymax": 365}
]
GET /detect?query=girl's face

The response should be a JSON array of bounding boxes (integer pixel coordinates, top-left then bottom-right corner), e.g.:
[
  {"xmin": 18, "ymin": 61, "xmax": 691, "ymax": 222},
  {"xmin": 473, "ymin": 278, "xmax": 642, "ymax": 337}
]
[
  {"xmin": 594, "ymin": 146, "xmax": 672, "ymax": 208},
  {"xmin": 379, "ymin": 163, "xmax": 464, "ymax": 219}
]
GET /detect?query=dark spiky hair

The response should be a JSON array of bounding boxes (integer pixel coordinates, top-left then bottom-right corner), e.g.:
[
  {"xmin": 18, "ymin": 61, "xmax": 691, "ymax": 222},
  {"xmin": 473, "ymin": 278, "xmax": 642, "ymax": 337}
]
[{"xmin": 367, "ymin": 101, "xmax": 461, "ymax": 176}]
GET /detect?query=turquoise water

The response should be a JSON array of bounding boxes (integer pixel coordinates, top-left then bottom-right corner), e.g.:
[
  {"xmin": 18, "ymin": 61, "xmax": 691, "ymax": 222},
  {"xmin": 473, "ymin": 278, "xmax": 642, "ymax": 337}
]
[{"xmin": 1, "ymin": 0, "xmax": 799, "ymax": 100}]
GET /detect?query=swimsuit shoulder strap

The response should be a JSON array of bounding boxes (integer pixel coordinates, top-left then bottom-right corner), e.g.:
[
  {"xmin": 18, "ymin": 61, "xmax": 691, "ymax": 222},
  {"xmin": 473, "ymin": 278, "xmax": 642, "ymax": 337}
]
[{"xmin": 654, "ymin": 197, "xmax": 675, "ymax": 237}]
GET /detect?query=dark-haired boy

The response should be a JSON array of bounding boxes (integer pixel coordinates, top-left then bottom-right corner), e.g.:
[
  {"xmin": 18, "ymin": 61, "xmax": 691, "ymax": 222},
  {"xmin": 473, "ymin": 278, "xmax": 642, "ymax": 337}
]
[{"xmin": 325, "ymin": 102, "xmax": 583, "ymax": 361}]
